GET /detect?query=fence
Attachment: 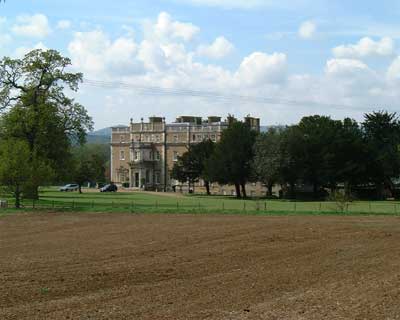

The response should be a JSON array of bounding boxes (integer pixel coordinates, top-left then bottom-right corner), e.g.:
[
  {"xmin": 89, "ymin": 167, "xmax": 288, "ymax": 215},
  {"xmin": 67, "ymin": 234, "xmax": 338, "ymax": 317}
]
[{"xmin": 2, "ymin": 198, "xmax": 399, "ymax": 215}]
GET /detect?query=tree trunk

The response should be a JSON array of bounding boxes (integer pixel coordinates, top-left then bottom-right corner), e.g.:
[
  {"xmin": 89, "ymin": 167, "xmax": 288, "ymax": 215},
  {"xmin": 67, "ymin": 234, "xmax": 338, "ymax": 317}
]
[
  {"xmin": 79, "ymin": 184, "xmax": 82, "ymax": 194},
  {"xmin": 344, "ymin": 181, "xmax": 351, "ymax": 198},
  {"xmin": 205, "ymin": 181, "xmax": 211, "ymax": 195},
  {"xmin": 234, "ymin": 183, "xmax": 241, "ymax": 198},
  {"xmin": 241, "ymin": 182, "xmax": 247, "ymax": 199},
  {"xmin": 267, "ymin": 183, "xmax": 273, "ymax": 197},
  {"xmin": 375, "ymin": 181, "xmax": 384, "ymax": 200},
  {"xmin": 289, "ymin": 182, "xmax": 296, "ymax": 199},
  {"xmin": 15, "ymin": 185, "xmax": 21, "ymax": 209},
  {"xmin": 313, "ymin": 182, "xmax": 319, "ymax": 200}
]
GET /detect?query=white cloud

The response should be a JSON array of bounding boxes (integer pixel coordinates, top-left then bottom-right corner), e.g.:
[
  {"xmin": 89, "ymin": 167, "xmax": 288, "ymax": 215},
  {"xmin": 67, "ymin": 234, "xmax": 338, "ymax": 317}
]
[
  {"xmin": 235, "ymin": 52, "xmax": 287, "ymax": 86},
  {"xmin": 197, "ymin": 36, "xmax": 234, "ymax": 59},
  {"xmin": 12, "ymin": 14, "xmax": 51, "ymax": 38},
  {"xmin": 57, "ymin": 20, "xmax": 72, "ymax": 30},
  {"xmin": 153, "ymin": 12, "xmax": 199, "ymax": 42},
  {"xmin": 387, "ymin": 56, "xmax": 400, "ymax": 81},
  {"xmin": 0, "ymin": 17, "xmax": 11, "ymax": 46},
  {"xmin": 333, "ymin": 37, "xmax": 394, "ymax": 59},
  {"xmin": 174, "ymin": 0, "xmax": 308, "ymax": 9},
  {"xmin": 298, "ymin": 21, "xmax": 316, "ymax": 39},
  {"xmin": 15, "ymin": 42, "xmax": 48, "ymax": 58},
  {"xmin": 68, "ymin": 30, "xmax": 143, "ymax": 76}
]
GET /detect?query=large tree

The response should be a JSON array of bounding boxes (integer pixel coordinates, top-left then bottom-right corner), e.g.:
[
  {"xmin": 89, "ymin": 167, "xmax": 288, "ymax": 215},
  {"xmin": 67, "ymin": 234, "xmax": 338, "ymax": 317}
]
[
  {"xmin": 252, "ymin": 128, "xmax": 282, "ymax": 196},
  {"xmin": 362, "ymin": 111, "xmax": 400, "ymax": 199},
  {"xmin": 206, "ymin": 120, "xmax": 257, "ymax": 198},
  {"xmin": 0, "ymin": 49, "xmax": 93, "ymax": 198},
  {"xmin": 171, "ymin": 139, "xmax": 215, "ymax": 195},
  {"xmin": 0, "ymin": 139, "xmax": 53, "ymax": 207}
]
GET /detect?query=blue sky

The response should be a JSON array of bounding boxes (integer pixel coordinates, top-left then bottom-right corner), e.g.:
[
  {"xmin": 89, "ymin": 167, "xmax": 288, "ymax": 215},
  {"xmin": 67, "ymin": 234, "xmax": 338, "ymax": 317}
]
[{"xmin": 1, "ymin": 0, "xmax": 400, "ymax": 128}]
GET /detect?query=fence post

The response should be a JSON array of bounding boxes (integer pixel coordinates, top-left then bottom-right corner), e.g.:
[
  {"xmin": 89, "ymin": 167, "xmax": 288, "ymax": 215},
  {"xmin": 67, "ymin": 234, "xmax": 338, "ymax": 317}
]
[{"xmin": 264, "ymin": 202, "xmax": 267, "ymax": 211}]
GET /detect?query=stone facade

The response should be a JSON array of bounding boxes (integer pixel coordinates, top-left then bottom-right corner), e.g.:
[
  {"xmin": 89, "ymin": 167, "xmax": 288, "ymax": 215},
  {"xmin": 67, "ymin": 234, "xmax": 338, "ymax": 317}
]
[{"xmin": 111, "ymin": 115, "xmax": 267, "ymax": 196}]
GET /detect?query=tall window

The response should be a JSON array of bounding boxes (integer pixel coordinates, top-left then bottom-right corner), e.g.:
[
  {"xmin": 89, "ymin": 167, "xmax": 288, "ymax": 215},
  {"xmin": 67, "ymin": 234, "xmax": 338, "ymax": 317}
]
[
  {"xmin": 155, "ymin": 151, "xmax": 161, "ymax": 161},
  {"xmin": 155, "ymin": 172, "xmax": 160, "ymax": 184},
  {"xmin": 120, "ymin": 150, "xmax": 125, "ymax": 160},
  {"xmin": 173, "ymin": 151, "xmax": 179, "ymax": 162},
  {"xmin": 173, "ymin": 135, "xmax": 178, "ymax": 142},
  {"xmin": 134, "ymin": 151, "xmax": 140, "ymax": 161}
]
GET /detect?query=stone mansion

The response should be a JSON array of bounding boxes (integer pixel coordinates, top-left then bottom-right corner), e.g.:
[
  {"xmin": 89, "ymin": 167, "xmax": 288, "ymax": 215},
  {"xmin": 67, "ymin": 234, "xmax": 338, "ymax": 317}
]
[{"xmin": 111, "ymin": 115, "xmax": 263, "ymax": 195}]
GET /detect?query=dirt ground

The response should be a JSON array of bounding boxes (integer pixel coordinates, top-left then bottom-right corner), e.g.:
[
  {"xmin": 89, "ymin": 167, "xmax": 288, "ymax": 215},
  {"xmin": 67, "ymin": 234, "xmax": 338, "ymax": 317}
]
[{"xmin": 1, "ymin": 213, "xmax": 400, "ymax": 320}]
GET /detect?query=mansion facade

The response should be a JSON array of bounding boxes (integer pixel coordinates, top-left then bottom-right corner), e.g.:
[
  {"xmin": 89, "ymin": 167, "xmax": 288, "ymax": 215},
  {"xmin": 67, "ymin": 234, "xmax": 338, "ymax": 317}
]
[{"xmin": 111, "ymin": 115, "xmax": 265, "ymax": 195}]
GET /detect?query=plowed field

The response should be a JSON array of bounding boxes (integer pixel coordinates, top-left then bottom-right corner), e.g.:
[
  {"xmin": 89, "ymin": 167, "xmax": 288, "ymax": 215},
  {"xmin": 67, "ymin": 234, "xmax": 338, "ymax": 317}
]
[{"xmin": 1, "ymin": 213, "xmax": 400, "ymax": 319}]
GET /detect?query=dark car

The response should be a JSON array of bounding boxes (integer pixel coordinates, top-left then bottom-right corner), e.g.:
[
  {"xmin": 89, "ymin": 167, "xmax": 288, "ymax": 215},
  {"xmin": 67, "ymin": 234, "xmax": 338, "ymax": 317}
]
[{"xmin": 100, "ymin": 184, "xmax": 118, "ymax": 192}]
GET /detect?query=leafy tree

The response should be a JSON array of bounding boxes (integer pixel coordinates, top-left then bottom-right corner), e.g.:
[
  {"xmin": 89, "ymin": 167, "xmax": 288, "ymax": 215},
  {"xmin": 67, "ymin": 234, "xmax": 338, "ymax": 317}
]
[
  {"xmin": 171, "ymin": 150, "xmax": 198, "ymax": 193},
  {"xmin": 331, "ymin": 118, "xmax": 368, "ymax": 197},
  {"xmin": 0, "ymin": 139, "xmax": 52, "ymax": 207},
  {"xmin": 71, "ymin": 144, "xmax": 109, "ymax": 193},
  {"xmin": 0, "ymin": 49, "xmax": 93, "ymax": 198},
  {"xmin": 252, "ymin": 128, "xmax": 282, "ymax": 196},
  {"xmin": 362, "ymin": 111, "xmax": 400, "ymax": 199},
  {"xmin": 171, "ymin": 139, "xmax": 215, "ymax": 195},
  {"xmin": 295, "ymin": 115, "xmax": 342, "ymax": 198},
  {"xmin": 206, "ymin": 121, "xmax": 257, "ymax": 198}
]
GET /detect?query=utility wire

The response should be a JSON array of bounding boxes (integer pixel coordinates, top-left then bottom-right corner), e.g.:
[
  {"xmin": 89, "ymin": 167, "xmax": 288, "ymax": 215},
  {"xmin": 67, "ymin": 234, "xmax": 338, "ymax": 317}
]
[{"xmin": 82, "ymin": 78, "xmax": 370, "ymax": 111}]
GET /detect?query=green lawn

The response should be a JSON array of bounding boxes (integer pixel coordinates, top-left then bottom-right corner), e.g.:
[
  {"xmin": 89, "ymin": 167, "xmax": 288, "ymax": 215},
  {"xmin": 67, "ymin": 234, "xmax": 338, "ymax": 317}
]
[{"xmin": 1, "ymin": 187, "xmax": 400, "ymax": 215}]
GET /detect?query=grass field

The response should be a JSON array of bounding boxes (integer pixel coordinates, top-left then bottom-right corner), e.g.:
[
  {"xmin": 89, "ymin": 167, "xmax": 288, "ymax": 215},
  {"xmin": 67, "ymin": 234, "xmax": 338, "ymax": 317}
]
[{"xmin": 1, "ymin": 188, "xmax": 400, "ymax": 215}]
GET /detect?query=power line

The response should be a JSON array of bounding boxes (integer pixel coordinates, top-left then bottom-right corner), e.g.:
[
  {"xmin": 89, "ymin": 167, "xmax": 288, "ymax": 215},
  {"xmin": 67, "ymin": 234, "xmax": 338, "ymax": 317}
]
[{"xmin": 82, "ymin": 78, "xmax": 367, "ymax": 111}]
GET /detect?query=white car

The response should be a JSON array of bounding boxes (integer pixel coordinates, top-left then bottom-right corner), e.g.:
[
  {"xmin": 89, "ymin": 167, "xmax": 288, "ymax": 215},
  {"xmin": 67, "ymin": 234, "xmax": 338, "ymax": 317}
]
[{"xmin": 59, "ymin": 184, "xmax": 79, "ymax": 192}]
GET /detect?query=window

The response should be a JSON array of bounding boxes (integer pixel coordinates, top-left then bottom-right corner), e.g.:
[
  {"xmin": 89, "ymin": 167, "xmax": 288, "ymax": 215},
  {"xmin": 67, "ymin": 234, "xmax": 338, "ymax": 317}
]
[
  {"xmin": 192, "ymin": 134, "xmax": 196, "ymax": 142},
  {"xmin": 211, "ymin": 135, "xmax": 216, "ymax": 142},
  {"xmin": 120, "ymin": 150, "xmax": 125, "ymax": 160},
  {"xmin": 197, "ymin": 134, "xmax": 202, "ymax": 141},
  {"xmin": 120, "ymin": 135, "xmax": 125, "ymax": 143},
  {"xmin": 155, "ymin": 151, "xmax": 161, "ymax": 161},
  {"xmin": 173, "ymin": 151, "xmax": 179, "ymax": 162},
  {"xmin": 173, "ymin": 135, "xmax": 178, "ymax": 143},
  {"xmin": 156, "ymin": 135, "xmax": 161, "ymax": 142},
  {"xmin": 155, "ymin": 172, "xmax": 161, "ymax": 184},
  {"xmin": 134, "ymin": 151, "xmax": 140, "ymax": 161}
]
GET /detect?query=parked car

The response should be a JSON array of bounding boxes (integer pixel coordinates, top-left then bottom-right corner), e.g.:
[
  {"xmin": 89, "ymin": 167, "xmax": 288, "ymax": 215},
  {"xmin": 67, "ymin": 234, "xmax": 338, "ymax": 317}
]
[
  {"xmin": 59, "ymin": 184, "xmax": 79, "ymax": 192},
  {"xmin": 100, "ymin": 184, "xmax": 118, "ymax": 192}
]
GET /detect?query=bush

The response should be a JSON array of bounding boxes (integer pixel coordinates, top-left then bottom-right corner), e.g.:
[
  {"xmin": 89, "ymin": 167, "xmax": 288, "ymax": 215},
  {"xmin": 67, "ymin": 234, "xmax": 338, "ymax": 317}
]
[{"xmin": 122, "ymin": 182, "xmax": 130, "ymax": 188}]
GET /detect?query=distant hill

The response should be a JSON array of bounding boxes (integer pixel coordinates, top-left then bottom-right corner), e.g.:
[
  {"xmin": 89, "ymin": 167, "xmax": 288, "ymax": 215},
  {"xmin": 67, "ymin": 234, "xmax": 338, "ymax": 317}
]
[{"xmin": 86, "ymin": 126, "xmax": 126, "ymax": 144}]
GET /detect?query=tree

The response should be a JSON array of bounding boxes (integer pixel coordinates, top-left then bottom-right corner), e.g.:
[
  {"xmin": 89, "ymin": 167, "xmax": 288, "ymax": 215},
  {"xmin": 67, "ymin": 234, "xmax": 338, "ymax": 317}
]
[
  {"xmin": 71, "ymin": 144, "xmax": 108, "ymax": 193},
  {"xmin": 252, "ymin": 128, "xmax": 282, "ymax": 196},
  {"xmin": 362, "ymin": 111, "xmax": 400, "ymax": 199},
  {"xmin": 0, "ymin": 139, "xmax": 52, "ymax": 208},
  {"xmin": 171, "ymin": 139, "xmax": 215, "ymax": 195},
  {"xmin": 206, "ymin": 121, "xmax": 257, "ymax": 198},
  {"xmin": 0, "ymin": 49, "xmax": 93, "ymax": 198},
  {"xmin": 295, "ymin": 115, "xmax": 343, "ymax": 198}
]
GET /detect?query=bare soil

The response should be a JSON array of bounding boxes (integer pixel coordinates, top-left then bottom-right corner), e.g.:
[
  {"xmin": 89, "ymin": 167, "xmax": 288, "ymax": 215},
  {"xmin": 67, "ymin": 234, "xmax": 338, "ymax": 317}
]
[{"xmin": 1, "ymin": 212, "xmax": 400, "ymax": 320}]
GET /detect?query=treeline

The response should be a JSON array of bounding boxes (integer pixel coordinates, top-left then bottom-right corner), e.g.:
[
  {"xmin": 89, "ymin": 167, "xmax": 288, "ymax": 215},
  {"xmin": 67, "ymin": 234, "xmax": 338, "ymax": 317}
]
[
  {"xmin": 172, "ymin": 112, "xmax": 400, "ymax": 200},
  {"xmin": 0, "ymin": 49, "xmax": 106, "ymax": 207}
]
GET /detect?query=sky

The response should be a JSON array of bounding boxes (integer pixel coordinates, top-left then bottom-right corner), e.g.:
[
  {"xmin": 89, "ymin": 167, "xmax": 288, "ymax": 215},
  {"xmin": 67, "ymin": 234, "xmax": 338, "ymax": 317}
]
[{"xmin": 1, "ymin": 0, "xmax": 400, "ymax": 129}]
